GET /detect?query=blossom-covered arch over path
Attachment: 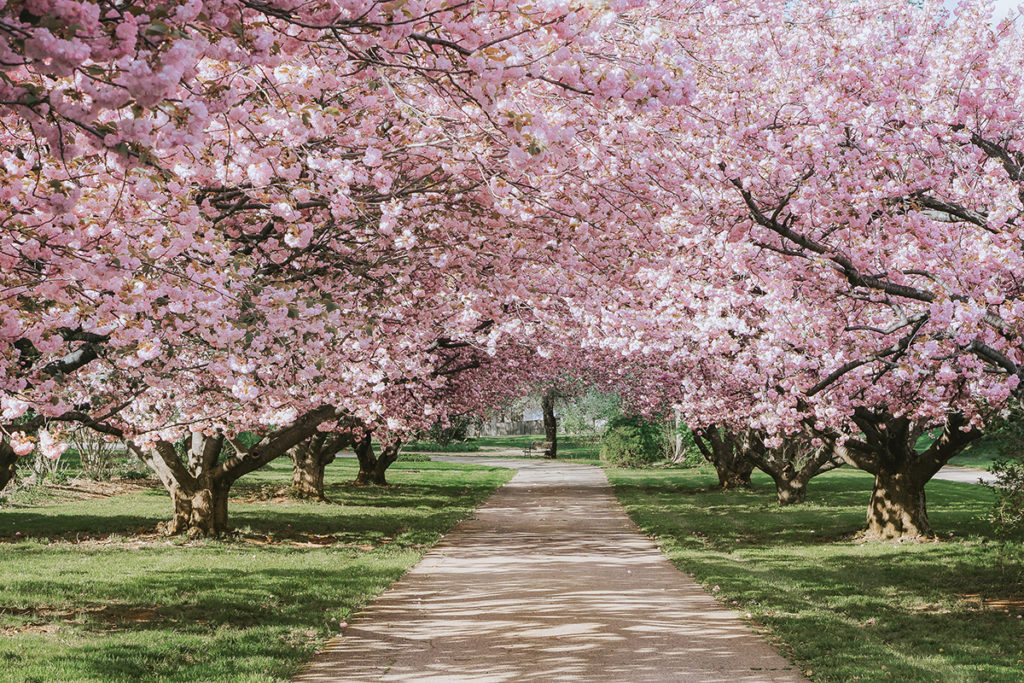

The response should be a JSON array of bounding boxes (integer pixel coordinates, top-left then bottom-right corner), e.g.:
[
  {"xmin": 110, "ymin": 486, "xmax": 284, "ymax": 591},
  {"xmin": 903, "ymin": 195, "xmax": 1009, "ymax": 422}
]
[{"xmin": 1, "ymin": 0, "xmax": 1022, "ymax": 539}]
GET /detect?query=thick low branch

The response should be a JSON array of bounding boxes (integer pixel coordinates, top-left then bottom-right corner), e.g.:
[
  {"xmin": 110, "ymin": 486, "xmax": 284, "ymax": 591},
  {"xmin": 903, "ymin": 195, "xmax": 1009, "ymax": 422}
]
[{"xmin": 213, "ymin": 405, "xmax": 340, "ymax": 480}]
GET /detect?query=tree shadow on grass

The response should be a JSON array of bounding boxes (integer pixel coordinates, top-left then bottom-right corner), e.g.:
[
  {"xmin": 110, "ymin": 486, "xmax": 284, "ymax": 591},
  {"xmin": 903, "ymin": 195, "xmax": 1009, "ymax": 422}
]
[
  {"xmin": 1, "ymin": 564, "xmax": 409, "ymax": 682},
  {"xmin": 320, "ymin": 482, "xmax": 488, "ymax": 508},
  {"xmin": 0, "ymin": 511, "xmax": 165, "ymax": 541},
  {"xmin": 684, "ymin": 549, "xmax": 1024, "ymax": 681},
  {"xmin": 614, "ymin": 468, "xmax": 999, "ymax": 550},
  {"xmin": 0, "ymin": 475, "xmax": 502, "ymax": 544},
  {"xmin": 0, "ymin": 504, "xmax": 476, "ymax": 548},
  {"xmin": 228, "ymin": 506, "xmax": 475, "ymax": 547}
]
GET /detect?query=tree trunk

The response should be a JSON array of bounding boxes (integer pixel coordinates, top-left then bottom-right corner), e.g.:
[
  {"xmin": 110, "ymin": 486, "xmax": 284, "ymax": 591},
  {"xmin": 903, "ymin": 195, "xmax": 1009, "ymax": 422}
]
[
  {"xmin": 353, "ymin": 434, "xmax": 400, "ymax": 486},
  {"xmin": 864, "ymin": 468, "xmax": 931, "ymax": 540},
  {"xmin": 162, "ymin": 480, "xmax": 232, "ymax": 537},
  {"xmin": 0, "ymin": 442, "xmax": 18, "ymax": 493},
  {"xmin": 132, "ymin": 405, "xmax": 339, "ymax": 536},
  {"xmin": 370, "ymin": 442, "xmax": 401, "ymax": 486},
  {"xmin": 289, "ymin": 433, "xmax": 344, "ymax": 500},
  {"xmin": 672, "ymin": 408, "xmax": 684, "ymax": 461},
  {"xmin": 771, "ymin": 468, "xmax": 808, "ymax": 505},
  {"xmin": 291, "ymin": 454, "xmax": 326, "ymax": 499},
  {"xmin": 693, "ymin": 426, "xmax": 753, "ymax": 489},
  {"xmin": 743, "ymin": 434, "xmax": 841, "ymax": 506},
  {"xmin": 832, "ymin": 410, "xmax": 980, "ymax": 542},
  {"xmin": 542, "ymin": 388, "xmax": 558, "ymax": 458},
  {"xmin": 166, "ymin": 485, "xmax": 194, "ymax": 536},
  {"xmin": 353, "ymin": 434, "xmax": 377, "ymax": 485},
  {"xmin": 714, "ymin": 459, "xmax": 754, "ymax": 488}
]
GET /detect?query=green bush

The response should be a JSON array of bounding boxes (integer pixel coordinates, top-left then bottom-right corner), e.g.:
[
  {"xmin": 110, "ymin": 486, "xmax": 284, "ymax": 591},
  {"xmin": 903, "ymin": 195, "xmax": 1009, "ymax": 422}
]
[
  {"xmin": 986, "ymin": 457, "xmax": 1024, "ymax": 536},
  {"xmin": 419, "ymin": 417, "xmax": 473, "ymax": 446},
  {"xmin": 980, "ymin": 405, "xmax": 1024, "ymax": 536},
  {"xmin": 600, "ymin": 415, "xmax": 667, "ymax": 467}
]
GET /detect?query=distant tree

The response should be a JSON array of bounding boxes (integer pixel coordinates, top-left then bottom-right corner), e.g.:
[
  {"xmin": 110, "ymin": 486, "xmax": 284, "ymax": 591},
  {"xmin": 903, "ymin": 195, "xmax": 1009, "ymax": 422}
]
[
  {"xmin": 691, "ymin": 426, "xmax": 755, "ymax": 489},
  {"xmin": 742, "ymin": 431, "xmax": 843, "ymax": 505}
]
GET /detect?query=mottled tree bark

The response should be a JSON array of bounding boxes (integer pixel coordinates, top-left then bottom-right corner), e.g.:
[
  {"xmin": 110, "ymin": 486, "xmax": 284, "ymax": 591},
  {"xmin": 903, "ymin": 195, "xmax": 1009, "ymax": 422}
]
[
  {"xmin": 832, "ymin": 410, "xmax": 979, "ymax": 541},
  {"xmin": 132, "ymin": 405, "xmax": 338, "ymax": 536},
  {"xmin": 692, "ymin": 426, "xmax": 754, "ymax": 488},
  {"xmin": 866, "ymin": 468, "xmax": 932, "ymax": 539},
  {"xmin": 165, "ymin": 476, "xmax": 231, "ymax": 536},
  {"xmin": 290, "ymin": 433, "xmax": 347, "ymax": 500},
  {"xmin": 144, "ymin": 435, "xmax": 232, "ymax": 536}
]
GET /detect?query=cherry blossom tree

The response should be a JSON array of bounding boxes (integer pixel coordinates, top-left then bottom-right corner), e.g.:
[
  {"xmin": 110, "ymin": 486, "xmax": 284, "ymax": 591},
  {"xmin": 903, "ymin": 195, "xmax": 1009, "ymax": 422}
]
[
  {"xmin": 582, "ymin": 0, "xmax": 1024, "ymax": 539},
  {"xmin": 5, "ymin": 0, "xmax": 1023, "ymax": 546},
  {"xmin": 0, "ymin": 0, "xmax": 692, "ymax": 531},
  {"xmin": 741, "ymin": 431, "xmax": 843, "ymax": 506}
]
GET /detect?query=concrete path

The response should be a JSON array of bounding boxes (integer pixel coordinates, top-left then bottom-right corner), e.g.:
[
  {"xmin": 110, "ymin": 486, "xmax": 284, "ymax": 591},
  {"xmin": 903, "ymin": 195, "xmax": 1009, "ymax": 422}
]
[
  {"xmin": 296, "ymin": 458, "xmax": 804, "ymax": 682},
  {"xmin": 932, "ymin": 465, "xmax": 998, "ymax": 486}
]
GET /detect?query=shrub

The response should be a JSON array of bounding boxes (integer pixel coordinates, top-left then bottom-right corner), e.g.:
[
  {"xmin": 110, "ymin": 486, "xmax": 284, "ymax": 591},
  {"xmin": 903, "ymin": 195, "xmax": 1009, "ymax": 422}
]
[
  {"xmin": 983, "ymin": 405, "xmax": 1024, "ymax": 536},
  {"xmin": 600, "ymin": 415, "xmax": 667, "ymax": 468},
  {"xmin": 29, "ymin": 445, "xmax": 71, "ymax": 485},
  {"xmin": 68, "ymin": 429, "xmax": 122, "ymax": 480},
  {"xmin": 986, "ymin": 457, "xmax": 1024, "ymax": 536},
  {"xmin": 420, "ymin": 417, "xmax": 472, "ymax": 446}
]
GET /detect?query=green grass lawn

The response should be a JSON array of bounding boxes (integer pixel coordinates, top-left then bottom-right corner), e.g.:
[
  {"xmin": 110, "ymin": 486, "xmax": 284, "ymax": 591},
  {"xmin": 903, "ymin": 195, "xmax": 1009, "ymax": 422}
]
[
  {"xmin": 908, "ymin": 429, "xmax": 1021, "ymax": 471},
  {"xmin": 948, "ymin": 437, "xmax": 1013, "ymax": 471},
  {"xmin": 608, "ymin": 466, "xmax": 1024, "ymax": 682},
  {"xmin": 0, "ymin": 459, "xmax": 513, "ymax": 682}
]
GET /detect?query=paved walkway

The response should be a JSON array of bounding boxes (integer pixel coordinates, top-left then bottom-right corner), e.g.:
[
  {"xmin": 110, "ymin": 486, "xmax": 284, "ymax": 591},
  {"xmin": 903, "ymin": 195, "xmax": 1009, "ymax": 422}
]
[
  {"xmin": 296, "ymin": 458, "xmax": 804, "ymax": 682},
  {"xmin": 933, "ymin": 464, "xmax": 998, "ymax": 486}
]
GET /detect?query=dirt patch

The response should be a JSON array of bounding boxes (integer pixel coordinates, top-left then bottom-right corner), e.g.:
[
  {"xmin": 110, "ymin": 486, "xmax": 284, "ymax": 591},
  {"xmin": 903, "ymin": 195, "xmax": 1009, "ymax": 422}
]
[
  {"xmin": 243, "ymin": 533, "xmax": 338, "ymax": 548},
  {"xmin": 36, "ymin": 477, "xmax": 158, "ymax": 501},
  {"xmin": 232, "ymin": 483, "xmax": 298, "ymax": 504},
  {"xmin": 909, "ymin": 602, "xmax": 954, "ymax": 614},
  {"xmin": 957, "ymin": 593, "xmax": 1024, "ymax": 613},
  {"xmin": 234, "ymin": 492, "xmax": 294, "ymax": 504},
  {"xmin": 0, "ymin": 604, "xmax": 162, "ymax": 633},
  {"xmin": 0, "ymin": 622, "xmax": 63, "ymax": 636}
]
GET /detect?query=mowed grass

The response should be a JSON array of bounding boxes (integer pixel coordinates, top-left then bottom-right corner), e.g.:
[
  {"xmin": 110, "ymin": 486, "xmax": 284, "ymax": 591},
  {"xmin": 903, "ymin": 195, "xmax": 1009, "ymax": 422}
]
[
  {"xmin": 608, "ymin": 466, "xmax": 1024, "ymax": 682},
  {"xmin": 0, "ymin": 458, "xmax": 513, "ymax": 682},
  {"xmin": 948, "ymin": 436, "xmax": 1016, "ymax": 471}
]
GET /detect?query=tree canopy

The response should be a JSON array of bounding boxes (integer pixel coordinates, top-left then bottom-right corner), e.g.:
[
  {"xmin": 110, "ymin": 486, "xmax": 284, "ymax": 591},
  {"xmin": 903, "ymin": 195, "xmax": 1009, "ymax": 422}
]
[{"xmin": 2, "ymin": 0, "xmax": 1023, "ymax": 538}]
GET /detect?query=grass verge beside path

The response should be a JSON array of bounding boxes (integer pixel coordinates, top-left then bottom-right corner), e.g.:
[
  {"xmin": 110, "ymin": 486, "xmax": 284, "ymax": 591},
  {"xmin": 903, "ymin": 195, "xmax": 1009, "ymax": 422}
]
[
  {"xmin": 0, "ymin": 459, "xmax": 513, "ymax": 682},
  {"xmin": 947, "ymin": 437, "xmax": 1006, "ymax": 471},
  {"xmin": 608, "ymin": 466, "xmax": 1024, "ymax": 682}
]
